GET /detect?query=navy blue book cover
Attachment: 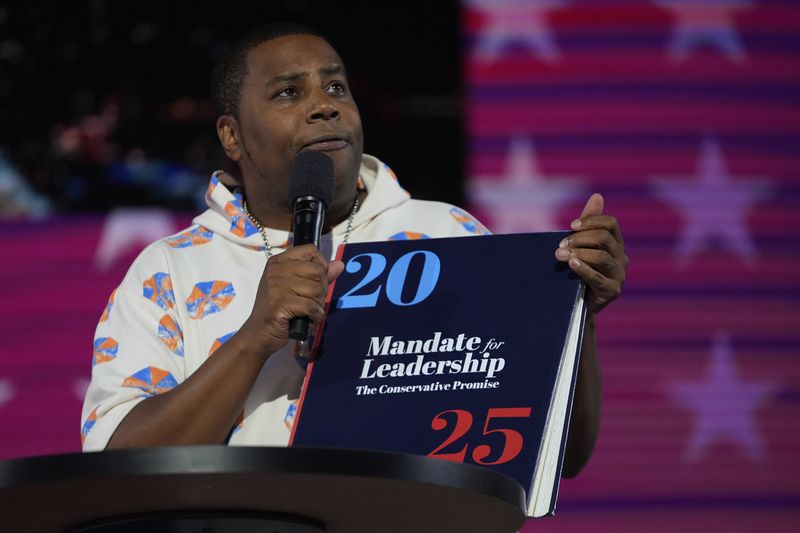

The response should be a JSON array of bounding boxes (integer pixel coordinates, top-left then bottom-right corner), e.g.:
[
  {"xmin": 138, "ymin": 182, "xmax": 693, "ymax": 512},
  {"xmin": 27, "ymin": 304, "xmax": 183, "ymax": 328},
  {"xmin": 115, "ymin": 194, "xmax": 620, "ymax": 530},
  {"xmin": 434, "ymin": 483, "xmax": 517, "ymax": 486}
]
[{"xmin": 290, "ymin": 232, "xmax": 585, "ymax": 514}]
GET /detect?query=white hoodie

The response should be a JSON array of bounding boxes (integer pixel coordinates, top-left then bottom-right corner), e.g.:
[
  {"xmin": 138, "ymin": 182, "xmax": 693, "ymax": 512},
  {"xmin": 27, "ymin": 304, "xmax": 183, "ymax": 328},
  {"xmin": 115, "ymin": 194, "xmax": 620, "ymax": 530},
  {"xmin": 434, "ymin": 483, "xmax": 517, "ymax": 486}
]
[{"xmin": 81, "ymin": 155, "xmax": 490, "ymax": 450}]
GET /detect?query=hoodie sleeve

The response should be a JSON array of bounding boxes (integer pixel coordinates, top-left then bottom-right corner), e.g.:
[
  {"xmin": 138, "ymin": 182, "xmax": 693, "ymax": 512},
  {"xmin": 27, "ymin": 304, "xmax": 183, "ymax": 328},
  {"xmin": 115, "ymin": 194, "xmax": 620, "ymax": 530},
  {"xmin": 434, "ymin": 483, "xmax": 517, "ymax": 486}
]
[{"xmin": 80, "ymin": 244, "xmax": 186, "ymax": 451}]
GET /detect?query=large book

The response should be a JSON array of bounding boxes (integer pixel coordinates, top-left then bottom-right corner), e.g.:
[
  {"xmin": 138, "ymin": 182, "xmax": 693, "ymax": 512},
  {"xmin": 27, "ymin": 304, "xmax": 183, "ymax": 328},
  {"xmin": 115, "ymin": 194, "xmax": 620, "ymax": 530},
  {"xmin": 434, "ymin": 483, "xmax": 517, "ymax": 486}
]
[{"xmin": 289, "ymin": 232, "xmax": 586, "ymax": 517}]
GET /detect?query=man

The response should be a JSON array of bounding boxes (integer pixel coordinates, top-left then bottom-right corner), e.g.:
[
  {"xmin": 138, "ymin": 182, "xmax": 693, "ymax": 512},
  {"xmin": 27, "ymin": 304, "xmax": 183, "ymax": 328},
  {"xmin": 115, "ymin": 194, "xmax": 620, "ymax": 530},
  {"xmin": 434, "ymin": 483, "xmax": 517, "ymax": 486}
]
[{"xmin": 82, "ymin": 23, "xmax": 627, "ymax": 478}]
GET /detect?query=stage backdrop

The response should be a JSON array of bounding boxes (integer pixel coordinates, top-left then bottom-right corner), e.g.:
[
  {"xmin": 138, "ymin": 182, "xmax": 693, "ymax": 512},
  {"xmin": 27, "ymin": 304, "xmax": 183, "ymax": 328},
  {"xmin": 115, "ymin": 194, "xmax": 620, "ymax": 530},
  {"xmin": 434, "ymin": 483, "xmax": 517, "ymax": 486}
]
[
  {"xmin": 463, "ymin": 0, "xmax": 799, "ymax": 531},
  {"xmin": 0, "ymin": 1, "xmax": 798, "ymax": 532}
]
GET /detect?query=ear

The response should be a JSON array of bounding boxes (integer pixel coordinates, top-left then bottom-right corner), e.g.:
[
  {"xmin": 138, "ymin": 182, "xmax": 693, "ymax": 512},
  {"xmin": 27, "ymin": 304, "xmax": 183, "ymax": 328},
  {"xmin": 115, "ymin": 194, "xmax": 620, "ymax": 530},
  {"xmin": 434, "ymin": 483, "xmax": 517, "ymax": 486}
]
[{"xmin": 216, "ymin": 115, "xmax": 243, "ymax": 162}]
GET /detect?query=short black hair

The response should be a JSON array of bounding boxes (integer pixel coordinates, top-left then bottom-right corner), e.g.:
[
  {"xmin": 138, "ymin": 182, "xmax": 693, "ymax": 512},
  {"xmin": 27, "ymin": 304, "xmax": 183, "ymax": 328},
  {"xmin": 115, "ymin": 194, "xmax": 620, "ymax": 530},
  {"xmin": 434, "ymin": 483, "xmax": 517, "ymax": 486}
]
[{"xmin": 211, "ymin": 22, "xmax": 324, "ymax": 118}]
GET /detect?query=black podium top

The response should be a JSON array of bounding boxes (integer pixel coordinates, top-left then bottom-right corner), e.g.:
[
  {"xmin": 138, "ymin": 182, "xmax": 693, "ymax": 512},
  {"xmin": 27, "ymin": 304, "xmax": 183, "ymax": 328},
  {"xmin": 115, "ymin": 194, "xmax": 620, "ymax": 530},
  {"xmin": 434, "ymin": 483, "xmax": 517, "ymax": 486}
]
[{"xmin": 0, "ymin": 446, "xmax": 526, "ymax": 532}]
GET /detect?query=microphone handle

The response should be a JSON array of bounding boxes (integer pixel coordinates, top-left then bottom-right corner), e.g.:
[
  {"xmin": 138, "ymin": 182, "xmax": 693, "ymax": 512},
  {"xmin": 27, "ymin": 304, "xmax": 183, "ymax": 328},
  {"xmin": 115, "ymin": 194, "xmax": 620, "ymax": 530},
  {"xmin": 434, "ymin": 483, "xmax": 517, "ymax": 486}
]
[
  {"xmin": 288, "ymin": 317, "xmax": 310, "ymax": 341},
  {"xmin": 289, "ymin": 196, "xmax": 326, "ymax": 341}
]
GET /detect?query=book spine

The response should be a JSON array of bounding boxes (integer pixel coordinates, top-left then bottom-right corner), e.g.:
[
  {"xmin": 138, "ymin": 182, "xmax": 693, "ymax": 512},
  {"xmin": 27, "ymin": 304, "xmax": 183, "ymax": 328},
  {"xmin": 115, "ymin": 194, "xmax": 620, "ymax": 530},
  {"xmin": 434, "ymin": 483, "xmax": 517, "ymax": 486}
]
[
  {"xmin": 544, "ymin": 283, "xmax": 588, "ymax": 516},
  {"xmin": 288, "ymin": 242, "xmax": 348, "ymax": 446}
]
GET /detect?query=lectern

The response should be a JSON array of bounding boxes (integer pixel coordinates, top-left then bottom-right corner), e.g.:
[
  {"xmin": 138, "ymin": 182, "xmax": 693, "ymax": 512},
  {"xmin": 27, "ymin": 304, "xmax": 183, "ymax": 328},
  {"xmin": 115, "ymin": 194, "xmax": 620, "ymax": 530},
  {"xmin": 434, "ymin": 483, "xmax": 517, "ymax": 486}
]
[{"xmin": 0, "ymin": 446, "xmax": 526, "ymax": 532}]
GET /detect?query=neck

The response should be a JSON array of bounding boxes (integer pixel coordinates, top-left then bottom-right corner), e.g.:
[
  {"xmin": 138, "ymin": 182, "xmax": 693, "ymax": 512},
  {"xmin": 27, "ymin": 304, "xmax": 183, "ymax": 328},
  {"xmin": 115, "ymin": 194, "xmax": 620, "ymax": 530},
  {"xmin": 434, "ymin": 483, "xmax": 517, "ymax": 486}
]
[
  {"xmin": 245, "ymin": 189, "xmax": 365, "ymax": 234},
  {"xmin": 323, "ymin": 189, "xmax": 365, "ymax": 232},
  {"xmin": 250, "ymin": 204, "xmax": 293, "ymax": 232}
]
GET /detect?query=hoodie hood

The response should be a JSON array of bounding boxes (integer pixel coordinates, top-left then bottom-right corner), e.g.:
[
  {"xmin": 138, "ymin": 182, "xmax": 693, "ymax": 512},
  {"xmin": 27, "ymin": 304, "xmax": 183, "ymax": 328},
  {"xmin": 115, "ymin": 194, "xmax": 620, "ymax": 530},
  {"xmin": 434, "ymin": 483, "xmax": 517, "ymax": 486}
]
[{"xmin": 193, "ymin": 154, "xmax": 411, "ymax": 256}]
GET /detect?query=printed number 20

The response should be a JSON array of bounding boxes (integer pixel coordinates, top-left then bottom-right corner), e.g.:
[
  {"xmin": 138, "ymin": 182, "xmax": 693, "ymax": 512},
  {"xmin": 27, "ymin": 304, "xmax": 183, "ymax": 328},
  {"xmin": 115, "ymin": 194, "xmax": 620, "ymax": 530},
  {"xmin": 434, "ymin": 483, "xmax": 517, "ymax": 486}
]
[
  {"xmin": 427, "ymin": 408, "xmax": 532, "ymax": 466},
  {"xmin": 337, "ymin": 251, "xmax": 441, "ymax": 309}
]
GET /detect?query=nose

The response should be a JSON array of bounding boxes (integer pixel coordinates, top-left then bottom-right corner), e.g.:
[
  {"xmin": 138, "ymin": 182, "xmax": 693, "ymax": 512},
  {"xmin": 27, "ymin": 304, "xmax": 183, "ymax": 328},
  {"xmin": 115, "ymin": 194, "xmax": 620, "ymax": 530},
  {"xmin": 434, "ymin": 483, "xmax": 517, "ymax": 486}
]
[{"xmin": 306, "ymin": 91, "xmax": 340, "ymax": 122}]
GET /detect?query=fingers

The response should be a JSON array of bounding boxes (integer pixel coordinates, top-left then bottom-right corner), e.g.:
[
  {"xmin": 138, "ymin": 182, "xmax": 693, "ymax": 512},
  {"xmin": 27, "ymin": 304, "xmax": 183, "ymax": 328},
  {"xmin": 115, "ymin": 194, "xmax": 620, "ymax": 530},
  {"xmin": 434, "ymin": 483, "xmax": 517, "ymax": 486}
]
[
  {"xmin": 247, "ymin": 246, "xmax": 339, "ymax": 355},
  {"xmin": 557, "ymin": 249, "xmax": 624, "ymax": 314},
  {"xmin": 566, "ymin": 253, "xmax": 609, "ymax": 289},
  {"xmin": 570, "ymin": 214, "xmax": 624, "ymax": 250},
  {"xmin": 565, "ymin": 248, "xmax": 623, "ymax": 280},
  {"xmin": 267, "ymin": 247, "xmax": 328, "ymax": 282},
  {"xmin": 568, "ymin": 257, "xmax": 622, "ymax": 312},
  {"xmin": 275, "ymin": 244, "xmax": 329, "ymax": 267},
  {"xmin": 268, "ymin": 260, "xmax": 327, "ymax": 283},
  {"xmin": 266, "ymin": 259, "xmax": 330, "ymax": 314},
  {"xmin": 262, "ymin": 276, "xmax": 327, "ymax": 321},
  {"xmin": 275, "ymin": 294, "xmax": 327, "ymax": 325},
  {"xmin": 556, "ymin": 237, "xmax": 628, "ymax": 282},
  {"xmin": 559, "ymin": 196, "xmax": 628, "ymax": 315},
  {"xmin": 559, "ymin": 229, "xmax": 623, "ymax": 257}
]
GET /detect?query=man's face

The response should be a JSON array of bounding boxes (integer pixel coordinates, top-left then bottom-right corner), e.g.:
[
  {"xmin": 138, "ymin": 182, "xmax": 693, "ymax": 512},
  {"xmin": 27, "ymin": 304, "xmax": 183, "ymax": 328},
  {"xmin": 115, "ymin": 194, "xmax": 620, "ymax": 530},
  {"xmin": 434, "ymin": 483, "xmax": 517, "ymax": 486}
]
[{"xmin": 232, "ymin": 34, "xmax": 364, "ymax": 219}]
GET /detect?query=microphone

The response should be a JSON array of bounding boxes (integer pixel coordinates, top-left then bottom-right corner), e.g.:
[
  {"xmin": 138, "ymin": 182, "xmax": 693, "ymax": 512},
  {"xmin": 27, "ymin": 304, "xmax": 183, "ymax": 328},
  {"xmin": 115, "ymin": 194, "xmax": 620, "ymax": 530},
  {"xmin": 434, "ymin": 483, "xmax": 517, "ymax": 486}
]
[{"xmin": 287, "ymin": 151, "xmax": 335, "ymax": 341}]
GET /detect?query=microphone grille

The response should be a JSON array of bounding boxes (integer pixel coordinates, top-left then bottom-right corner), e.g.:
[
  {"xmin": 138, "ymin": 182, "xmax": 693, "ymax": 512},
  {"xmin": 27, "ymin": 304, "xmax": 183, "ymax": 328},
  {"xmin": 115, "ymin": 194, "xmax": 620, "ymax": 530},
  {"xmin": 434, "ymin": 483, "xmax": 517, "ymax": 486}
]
[{"xmin": 288, "ymin": 151, "xmax": 335, "ymax": 208}]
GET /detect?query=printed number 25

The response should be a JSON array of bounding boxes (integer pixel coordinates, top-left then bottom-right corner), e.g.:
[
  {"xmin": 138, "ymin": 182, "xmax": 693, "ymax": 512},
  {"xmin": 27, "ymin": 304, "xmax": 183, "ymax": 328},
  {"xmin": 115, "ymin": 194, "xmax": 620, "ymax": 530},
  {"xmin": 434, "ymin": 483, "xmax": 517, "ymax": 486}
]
[{"xmin": 427, "ymin": 407, "xmax": 532, "ymax": 465}]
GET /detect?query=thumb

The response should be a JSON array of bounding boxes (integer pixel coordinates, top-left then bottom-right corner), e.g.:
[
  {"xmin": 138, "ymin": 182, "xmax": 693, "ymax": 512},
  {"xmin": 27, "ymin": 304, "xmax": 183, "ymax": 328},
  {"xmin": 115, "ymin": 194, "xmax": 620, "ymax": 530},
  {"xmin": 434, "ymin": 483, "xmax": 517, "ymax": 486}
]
[
  {"xmin": 580, "ymin": 193, "xmax": 604, "ymax": 218},
  {"xmin": 327, "ymin": 260, "xmax": 345, "ymax": 282}
]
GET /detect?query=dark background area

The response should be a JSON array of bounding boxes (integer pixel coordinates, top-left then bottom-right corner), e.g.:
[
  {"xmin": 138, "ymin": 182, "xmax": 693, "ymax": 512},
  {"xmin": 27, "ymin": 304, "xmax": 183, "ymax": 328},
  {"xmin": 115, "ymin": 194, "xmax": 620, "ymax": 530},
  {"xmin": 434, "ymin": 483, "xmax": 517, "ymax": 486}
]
[{"xmin": 0, "ymin": 0, "xmax": 463, "ymax": 214}]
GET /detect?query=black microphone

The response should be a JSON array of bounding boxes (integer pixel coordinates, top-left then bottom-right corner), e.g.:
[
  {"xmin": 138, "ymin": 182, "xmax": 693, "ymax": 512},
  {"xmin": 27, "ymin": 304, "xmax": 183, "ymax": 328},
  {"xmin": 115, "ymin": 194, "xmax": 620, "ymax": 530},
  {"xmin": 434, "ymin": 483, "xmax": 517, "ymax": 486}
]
[{"xmin": 288, "ymin": 151, "xmax": 335, "ymax": 341}]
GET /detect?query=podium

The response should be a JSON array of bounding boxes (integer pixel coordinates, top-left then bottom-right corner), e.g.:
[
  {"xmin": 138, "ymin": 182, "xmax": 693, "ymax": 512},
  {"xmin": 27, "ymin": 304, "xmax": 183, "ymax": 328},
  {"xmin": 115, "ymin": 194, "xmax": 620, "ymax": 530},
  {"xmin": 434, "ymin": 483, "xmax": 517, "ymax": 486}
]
[{"xmin": 0, "ymin": 446, "xmax": 526, "ymax": 532}]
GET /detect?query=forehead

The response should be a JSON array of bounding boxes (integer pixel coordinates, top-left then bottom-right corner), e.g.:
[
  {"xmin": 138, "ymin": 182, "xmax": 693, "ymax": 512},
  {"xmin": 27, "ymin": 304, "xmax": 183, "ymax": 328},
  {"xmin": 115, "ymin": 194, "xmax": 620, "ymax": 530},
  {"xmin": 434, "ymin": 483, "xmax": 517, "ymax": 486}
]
[{"xmin": 244, "ymin": 34, "xmax": 343, "ymax": 82}]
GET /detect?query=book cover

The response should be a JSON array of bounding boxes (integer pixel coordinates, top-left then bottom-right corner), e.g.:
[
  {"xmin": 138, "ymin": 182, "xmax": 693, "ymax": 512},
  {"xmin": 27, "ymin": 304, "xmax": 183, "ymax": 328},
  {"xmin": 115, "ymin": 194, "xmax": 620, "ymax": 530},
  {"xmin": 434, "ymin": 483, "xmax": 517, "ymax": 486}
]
[{"xmin": 290, "ymin": 232, "xmax": 586, "ymax": 517}]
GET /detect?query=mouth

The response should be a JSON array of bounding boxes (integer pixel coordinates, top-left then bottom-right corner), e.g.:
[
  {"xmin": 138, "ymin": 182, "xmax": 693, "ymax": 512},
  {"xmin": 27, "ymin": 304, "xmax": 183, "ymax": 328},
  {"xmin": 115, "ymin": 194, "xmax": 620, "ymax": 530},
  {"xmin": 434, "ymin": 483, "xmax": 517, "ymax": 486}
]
[{"xmin": 300, "ymin": 135, "xmax": 350, "ymax": 153}]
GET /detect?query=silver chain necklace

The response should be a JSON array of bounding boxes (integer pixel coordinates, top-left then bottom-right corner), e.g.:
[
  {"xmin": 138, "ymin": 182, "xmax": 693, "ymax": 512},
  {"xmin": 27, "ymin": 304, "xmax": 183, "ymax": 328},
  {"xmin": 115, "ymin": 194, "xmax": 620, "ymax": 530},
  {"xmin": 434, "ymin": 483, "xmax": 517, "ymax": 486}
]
[{"xmin": 243, "ymin": 195, "xmax": 361, "ymax": 258}]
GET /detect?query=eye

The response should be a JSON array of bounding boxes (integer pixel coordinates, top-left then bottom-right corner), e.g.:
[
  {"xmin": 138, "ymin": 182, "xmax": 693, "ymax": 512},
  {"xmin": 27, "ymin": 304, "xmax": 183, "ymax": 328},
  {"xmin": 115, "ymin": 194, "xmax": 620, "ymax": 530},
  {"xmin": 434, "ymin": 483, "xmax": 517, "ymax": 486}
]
[
  {"xmin": 326, "ymin": 82, "xmax": 347, "ymax": 95},
  {"xmin": 275, "ymin": 87, "xmax": 299, "ymax": 98}
]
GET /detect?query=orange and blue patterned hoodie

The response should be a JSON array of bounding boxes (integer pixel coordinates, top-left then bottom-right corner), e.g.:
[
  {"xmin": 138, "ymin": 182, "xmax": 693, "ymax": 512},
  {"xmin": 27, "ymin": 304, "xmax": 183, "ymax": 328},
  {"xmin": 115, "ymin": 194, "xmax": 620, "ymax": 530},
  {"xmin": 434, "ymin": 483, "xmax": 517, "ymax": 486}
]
[{"xmin": 81, "ymin": 155, "xmax": 490, "ymax": 450}]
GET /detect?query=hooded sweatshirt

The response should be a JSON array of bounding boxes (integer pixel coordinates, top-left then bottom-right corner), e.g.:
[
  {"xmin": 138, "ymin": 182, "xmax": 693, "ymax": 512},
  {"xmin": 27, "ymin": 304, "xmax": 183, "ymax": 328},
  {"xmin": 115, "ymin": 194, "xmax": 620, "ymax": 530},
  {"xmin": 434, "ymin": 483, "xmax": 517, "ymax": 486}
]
[{"xmin": 81, "ymin": 155, "xmax": 490, "ymax": 450}]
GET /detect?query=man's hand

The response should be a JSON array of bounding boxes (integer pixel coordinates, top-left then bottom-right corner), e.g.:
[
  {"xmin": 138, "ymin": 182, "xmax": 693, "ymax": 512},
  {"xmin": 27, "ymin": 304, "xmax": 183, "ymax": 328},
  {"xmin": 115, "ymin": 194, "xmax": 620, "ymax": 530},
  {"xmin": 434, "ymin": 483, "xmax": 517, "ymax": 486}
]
[
  {"xmin": 240, "ymin": 245, "xmax": 345, "ymax": 358},
  {"xmin": 555, "ymin": 193, "xmax": 627, "ymax": 316}
]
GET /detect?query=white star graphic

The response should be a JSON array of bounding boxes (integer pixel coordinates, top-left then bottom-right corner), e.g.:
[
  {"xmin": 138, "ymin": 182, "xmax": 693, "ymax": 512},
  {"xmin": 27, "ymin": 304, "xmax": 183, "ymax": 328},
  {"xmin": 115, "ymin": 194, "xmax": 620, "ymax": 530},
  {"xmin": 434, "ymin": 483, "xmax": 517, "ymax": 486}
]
[
  {"xmin": 94, "ymin": 208, "xmax": 177, "ymax": 271},
  {"xmin": 655, "ymin": 0, "xmax": 754, "ymax": 62},
  {"xmin": 467, "ymin": 0, "xmax": 567, "ymax": 63},
  {"xmin": 651, "ymin": 136, "xmax": 771, "ymax": 267},
  {"xmin": 666, "ymin": 331, "xmax": 777, "ymax": 462},
  {"xmin": 469, "ymin": 137, "xmax": 584, "ymax": 232},
  {"xmin": 0, "ymin": 378, "xmax": 15, "ymax": 408}
]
